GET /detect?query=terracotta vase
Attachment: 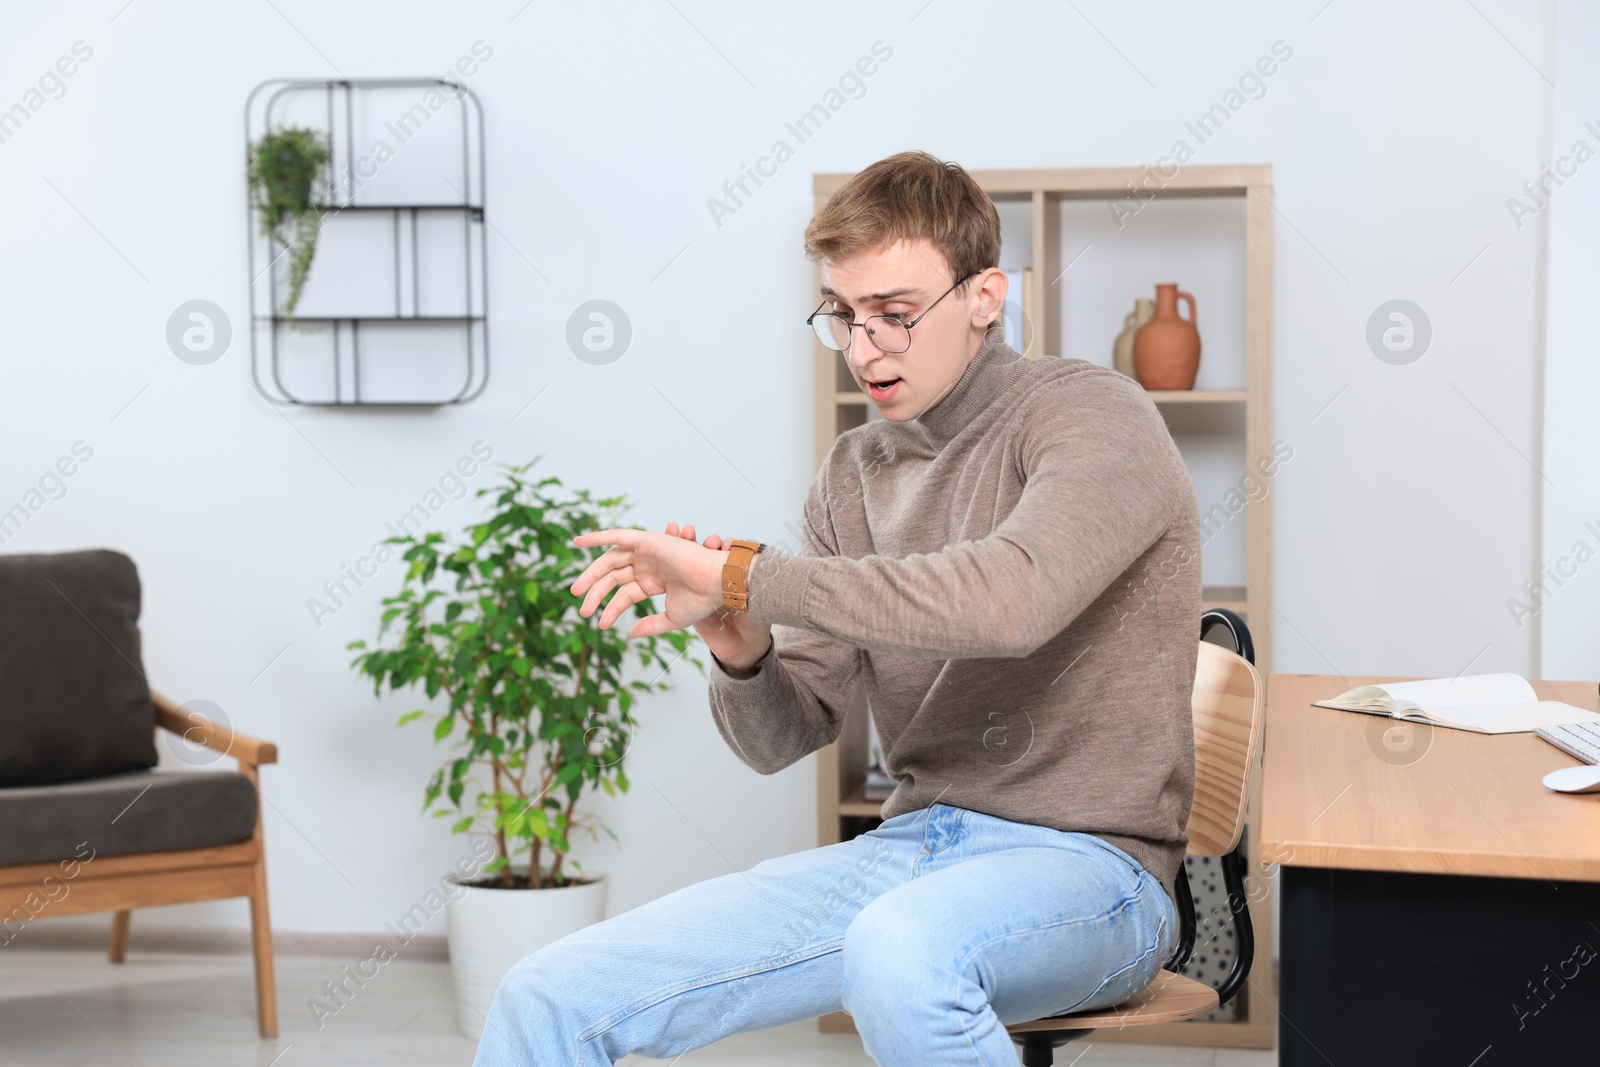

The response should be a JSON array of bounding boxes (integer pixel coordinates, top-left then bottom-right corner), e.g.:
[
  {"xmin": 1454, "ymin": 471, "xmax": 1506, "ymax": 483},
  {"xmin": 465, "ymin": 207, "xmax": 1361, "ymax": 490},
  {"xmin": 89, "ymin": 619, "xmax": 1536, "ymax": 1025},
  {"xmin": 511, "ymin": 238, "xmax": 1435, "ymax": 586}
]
[
  {"xmin": 1112, "ymin": 299, "xmax": 1154, "ymax": 379},
  {"xmin": 1133, "ymin": 284, "xmax": 1200, "ymax": 390}
]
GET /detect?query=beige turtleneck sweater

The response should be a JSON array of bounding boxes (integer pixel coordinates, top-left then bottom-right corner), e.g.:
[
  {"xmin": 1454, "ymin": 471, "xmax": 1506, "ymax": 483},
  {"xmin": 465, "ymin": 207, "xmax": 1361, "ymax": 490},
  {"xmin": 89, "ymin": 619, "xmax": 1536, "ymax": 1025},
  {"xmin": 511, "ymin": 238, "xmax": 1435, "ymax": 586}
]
[{"xmin": 707, "ymin": 322, "xmax": 1201, "ymax": 894}]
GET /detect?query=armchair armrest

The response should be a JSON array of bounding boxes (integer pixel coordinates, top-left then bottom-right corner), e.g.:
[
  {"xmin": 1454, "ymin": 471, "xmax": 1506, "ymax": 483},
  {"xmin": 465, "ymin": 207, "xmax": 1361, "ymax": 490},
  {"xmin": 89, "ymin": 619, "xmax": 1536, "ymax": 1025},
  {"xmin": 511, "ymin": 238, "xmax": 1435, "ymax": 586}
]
[{"xmin": 151, "ymin": 690, "xmax": 278, "ymax": 766}]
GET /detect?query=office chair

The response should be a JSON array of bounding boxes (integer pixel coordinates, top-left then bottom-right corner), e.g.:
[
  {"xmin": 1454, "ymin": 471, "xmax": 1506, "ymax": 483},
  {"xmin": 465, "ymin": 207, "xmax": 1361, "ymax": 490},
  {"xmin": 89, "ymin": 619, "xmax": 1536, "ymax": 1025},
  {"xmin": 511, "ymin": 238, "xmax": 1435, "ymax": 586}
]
[{"xmin": 1005, "ymin": 609, "xmax": 1264, "ymax": 1064}]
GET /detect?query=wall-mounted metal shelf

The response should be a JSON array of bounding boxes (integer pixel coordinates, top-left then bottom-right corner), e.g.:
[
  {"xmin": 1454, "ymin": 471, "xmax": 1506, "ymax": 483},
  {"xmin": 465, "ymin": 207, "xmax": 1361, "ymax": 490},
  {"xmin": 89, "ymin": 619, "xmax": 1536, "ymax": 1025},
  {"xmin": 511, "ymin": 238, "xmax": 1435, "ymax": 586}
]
[{"xmin": 245, "ymin": 78, "xmax": 489, "ymax": 407}]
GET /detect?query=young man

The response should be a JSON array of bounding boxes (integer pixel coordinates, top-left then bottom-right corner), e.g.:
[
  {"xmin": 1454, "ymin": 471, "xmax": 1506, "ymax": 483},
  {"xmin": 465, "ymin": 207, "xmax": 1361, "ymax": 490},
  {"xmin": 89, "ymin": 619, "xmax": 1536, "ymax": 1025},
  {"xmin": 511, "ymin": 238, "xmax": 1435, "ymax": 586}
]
[{"xmin": 473, "ymin": 151, "xmax": 1201, "ymax": 1066}]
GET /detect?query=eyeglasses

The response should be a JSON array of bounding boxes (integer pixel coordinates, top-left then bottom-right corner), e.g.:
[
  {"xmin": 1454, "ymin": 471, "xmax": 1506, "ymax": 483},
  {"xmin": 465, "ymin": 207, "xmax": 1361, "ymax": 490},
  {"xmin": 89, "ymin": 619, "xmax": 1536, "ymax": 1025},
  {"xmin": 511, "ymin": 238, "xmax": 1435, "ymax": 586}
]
[{"xmin": 806, "ymin": 272, "xmax": 978, "ymax": 355}]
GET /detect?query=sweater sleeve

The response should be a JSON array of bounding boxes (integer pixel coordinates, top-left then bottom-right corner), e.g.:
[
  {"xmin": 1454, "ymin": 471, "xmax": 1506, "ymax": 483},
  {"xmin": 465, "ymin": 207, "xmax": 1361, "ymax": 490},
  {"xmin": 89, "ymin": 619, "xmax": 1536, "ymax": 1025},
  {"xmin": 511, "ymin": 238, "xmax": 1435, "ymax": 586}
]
[
  {"xmin": 745, "ymin": 373, "xmax": 1188, "ymax": 660},
  {"xmin": 706, "ymin": 464, "xmax": 864, "ymax": 775}
]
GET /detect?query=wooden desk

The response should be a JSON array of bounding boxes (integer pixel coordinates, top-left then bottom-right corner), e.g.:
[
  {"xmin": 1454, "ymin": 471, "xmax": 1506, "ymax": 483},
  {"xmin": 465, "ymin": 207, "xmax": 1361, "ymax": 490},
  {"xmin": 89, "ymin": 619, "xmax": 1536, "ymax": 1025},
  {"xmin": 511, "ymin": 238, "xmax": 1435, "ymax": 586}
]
[{"xmin": 1260, "ymin": 673, "xmax": 1600, "ymax": 1066}]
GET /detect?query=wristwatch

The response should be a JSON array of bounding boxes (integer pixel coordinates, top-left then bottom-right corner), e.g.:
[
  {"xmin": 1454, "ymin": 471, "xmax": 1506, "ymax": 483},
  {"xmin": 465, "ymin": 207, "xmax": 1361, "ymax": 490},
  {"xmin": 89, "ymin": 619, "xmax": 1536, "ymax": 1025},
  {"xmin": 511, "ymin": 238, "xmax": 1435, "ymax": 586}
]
[{"xmin": 721, "ymin": 539, "xmax": 765, "ymax": 613}]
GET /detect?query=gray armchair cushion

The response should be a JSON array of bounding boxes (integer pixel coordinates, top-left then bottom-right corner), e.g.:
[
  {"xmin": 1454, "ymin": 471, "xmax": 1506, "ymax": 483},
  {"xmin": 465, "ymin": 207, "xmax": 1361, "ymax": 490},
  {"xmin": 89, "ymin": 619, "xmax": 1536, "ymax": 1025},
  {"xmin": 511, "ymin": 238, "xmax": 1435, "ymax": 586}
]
[
  {"xmin": 0, "ymin": 770, "xmax": 258, "ymax": 866},
  {"xmin": 0, "ymin": 549, "xmax": 158, "ymax": 787}
]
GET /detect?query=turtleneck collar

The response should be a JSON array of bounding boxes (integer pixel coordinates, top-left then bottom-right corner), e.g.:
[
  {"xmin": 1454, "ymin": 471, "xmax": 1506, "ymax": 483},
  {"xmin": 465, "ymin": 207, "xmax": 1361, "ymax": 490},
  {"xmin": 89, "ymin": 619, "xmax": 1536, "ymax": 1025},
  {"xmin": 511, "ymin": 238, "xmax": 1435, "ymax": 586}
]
[{"xmin": 895, "ymin": 321, "xmax": 1027, "ymax": 453}]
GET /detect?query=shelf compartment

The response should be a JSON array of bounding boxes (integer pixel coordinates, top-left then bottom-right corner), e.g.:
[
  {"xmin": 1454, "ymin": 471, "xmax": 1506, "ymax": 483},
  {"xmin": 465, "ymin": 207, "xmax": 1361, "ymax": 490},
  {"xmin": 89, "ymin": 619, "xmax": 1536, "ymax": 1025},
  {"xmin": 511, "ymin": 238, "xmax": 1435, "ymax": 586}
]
[
  {"xmin": 1148, "ymin": 389, "xmax": 1247, "ymax": 404},
  {"xmin": 261, "ymin": 317, "xmax": 484, "ymax": 407},
  {"xmin": 1202, "ymin": 585, "xmax": 1248, "ymax": 613},
  {"xmin": 837, "ymin": 782, "xmax": 885, "ymax": 817}
]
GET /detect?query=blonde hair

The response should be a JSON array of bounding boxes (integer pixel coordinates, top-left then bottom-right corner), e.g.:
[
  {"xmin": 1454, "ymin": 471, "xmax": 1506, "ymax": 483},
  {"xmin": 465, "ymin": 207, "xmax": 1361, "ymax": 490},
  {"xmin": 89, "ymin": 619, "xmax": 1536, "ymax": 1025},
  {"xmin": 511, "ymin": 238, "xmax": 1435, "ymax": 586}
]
[{"xmin": 804, "ymin": 150, "xmax": 1000, "ymax": 289}]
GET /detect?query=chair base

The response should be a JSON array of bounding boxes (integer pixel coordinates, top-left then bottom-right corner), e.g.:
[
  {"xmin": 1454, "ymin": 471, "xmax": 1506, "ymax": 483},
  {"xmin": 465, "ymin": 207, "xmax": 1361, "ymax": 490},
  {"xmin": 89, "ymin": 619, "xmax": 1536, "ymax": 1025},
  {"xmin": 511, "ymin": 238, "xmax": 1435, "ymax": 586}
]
[{"xmin": 1013, "ymin": 1028, "xmax": 1091, "ymax": 1065}]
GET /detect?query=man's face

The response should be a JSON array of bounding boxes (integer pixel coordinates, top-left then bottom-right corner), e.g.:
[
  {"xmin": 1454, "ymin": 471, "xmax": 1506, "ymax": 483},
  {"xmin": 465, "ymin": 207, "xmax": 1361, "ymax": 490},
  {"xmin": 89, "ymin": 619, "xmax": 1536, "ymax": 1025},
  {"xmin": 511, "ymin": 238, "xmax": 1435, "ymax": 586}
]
[{"xmin": 818, "ymin": 238, "xmax": 1003, "ymax": 421}]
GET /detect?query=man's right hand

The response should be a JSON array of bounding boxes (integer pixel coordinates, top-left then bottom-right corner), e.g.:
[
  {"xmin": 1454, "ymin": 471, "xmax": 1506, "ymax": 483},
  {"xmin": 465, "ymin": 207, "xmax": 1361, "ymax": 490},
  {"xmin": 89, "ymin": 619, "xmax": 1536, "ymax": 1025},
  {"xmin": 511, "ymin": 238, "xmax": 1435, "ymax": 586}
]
[{"xmin": 664, "ymin": 521, "xmax": 773, "ymax": 676}]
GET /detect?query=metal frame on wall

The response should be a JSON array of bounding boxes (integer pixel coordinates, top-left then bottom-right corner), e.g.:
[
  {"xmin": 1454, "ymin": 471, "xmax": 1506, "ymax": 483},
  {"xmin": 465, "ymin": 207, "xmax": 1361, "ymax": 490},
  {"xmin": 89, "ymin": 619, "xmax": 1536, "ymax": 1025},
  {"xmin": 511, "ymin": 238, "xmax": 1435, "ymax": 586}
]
[{"xmin": 244, "ymin": 77, "xmax": 489, "ymax": 407}]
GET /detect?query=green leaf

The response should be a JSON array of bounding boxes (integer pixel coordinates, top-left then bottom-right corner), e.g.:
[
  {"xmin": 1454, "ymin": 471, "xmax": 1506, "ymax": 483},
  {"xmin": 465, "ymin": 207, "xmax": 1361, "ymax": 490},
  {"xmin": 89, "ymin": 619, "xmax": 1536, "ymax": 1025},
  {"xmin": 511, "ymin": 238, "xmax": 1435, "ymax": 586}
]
[
  {"xmin": 396, "ymin": 709, "xmax": 425, "ymax": 726},
  {"xmin": 434, "ymin": 716, "xmax": 456, "ymax": 741},
  {"xmin": 526, "ymin": 807, "xmax": 550, "ymax": 838},
  {"xmin": 451, "ymin": 816, "xmax": 475, "ymax": 833},
  {"xmin": 521, "ymin": 580, "xmax": 540, "ymax": 605}
]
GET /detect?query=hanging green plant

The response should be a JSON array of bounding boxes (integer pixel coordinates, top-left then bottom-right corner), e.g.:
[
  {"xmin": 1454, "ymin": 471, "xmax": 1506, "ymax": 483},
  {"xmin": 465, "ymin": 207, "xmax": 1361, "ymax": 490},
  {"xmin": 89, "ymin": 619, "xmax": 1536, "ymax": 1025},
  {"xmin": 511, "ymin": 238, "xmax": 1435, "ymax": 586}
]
[{"xmin": 248, "ymin": 126, "xmax": 330, "ymax": 320}]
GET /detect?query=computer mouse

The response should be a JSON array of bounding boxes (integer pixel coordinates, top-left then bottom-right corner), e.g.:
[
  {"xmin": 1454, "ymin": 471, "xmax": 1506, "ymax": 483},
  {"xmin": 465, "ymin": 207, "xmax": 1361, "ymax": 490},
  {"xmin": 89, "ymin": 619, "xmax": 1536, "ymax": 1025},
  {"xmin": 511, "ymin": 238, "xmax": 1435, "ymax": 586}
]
[{"xmin": 1543, "ymin": 765, "xmax": 1600, "ymax": 793}]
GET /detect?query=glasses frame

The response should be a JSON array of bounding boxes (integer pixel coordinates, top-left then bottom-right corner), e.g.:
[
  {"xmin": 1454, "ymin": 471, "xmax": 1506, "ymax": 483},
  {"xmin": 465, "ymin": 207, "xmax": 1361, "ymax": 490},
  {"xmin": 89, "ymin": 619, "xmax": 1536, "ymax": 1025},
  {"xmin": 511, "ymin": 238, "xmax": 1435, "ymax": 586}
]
[{"xmin": 806, "ymin": 271, "xmax": 980, "ymax": 355}]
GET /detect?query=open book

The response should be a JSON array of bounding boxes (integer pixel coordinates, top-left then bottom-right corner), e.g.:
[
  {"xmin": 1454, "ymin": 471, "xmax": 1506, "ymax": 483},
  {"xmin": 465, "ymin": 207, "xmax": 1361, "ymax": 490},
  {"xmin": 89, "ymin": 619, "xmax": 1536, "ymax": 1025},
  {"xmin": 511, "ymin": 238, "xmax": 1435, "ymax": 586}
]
[{"xmin": 1312, "ymin": 672, "xmax": 1600, "ymax": 735}]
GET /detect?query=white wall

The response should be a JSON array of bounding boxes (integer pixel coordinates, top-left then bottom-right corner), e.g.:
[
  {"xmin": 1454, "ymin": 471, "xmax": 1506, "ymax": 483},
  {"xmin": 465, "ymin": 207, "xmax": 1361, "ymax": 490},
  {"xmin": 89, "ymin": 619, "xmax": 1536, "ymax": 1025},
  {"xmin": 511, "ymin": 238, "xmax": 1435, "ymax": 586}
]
[
  {"xmin": 0, "ymin": 0, "xmax": 1564, "ymax": 943},
  {"xmin": 1540, "ymin": 0, "xmax": 1600, "ymax": 681}
]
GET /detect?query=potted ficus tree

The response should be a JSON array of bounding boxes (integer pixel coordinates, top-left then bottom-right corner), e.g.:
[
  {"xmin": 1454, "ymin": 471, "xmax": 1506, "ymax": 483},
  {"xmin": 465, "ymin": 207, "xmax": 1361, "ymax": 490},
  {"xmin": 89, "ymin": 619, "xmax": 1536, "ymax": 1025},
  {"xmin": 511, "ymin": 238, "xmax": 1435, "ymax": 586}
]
[
  {"xmin": 347, "ymin": 457, "xmax": 703, "ymax": 1039},
  {"xmin": 248, "ymin": 125, "xmax": 330, "ymax": 320}
]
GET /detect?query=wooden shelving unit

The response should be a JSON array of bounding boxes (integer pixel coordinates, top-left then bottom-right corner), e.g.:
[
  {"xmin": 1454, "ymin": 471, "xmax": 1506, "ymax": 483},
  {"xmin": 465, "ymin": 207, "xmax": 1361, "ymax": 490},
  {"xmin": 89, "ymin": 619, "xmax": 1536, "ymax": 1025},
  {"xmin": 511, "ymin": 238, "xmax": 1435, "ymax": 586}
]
[{"xmin": 810, "ymin": 164, "xmax": 1274, "ymax": 1050}]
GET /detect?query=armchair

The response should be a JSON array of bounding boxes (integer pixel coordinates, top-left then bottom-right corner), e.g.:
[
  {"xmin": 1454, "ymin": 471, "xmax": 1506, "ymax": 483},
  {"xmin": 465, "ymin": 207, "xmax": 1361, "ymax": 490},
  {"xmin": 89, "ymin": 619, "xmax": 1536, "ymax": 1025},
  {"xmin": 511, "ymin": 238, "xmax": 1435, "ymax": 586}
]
[{"xmin": 0, "ymin": 549, "xmax": 280, "ymax": 1037}]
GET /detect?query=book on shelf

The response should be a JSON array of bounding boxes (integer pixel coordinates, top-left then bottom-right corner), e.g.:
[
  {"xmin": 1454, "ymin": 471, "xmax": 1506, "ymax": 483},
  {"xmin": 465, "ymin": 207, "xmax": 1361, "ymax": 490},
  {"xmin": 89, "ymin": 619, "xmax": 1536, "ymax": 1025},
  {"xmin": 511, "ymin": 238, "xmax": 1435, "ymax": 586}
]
[
  {"xmin": 862, "ymin": 764, "xmax": 895, "ymax": 801},
  {"xmin": 1312, "ymin": 672, "xmax": 1599, "ymax": 735}
]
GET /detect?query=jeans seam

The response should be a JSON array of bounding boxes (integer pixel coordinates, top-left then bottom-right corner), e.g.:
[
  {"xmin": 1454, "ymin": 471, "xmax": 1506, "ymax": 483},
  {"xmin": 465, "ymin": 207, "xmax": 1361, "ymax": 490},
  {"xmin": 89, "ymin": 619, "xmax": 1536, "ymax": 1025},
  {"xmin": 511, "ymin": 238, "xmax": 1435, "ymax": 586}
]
[
  {"xmin": 919, "ymin": 805, "xmax": 939, "ymax": 853},
  {"xmin": 954, "ymin": 886, "xmax": 1140, "ymax": 983},
  {"xmin": 1042, "ymin": 883, "xmax": 1169, "ymax": 1018},
  {"xmin": 1086, "ymin": 835, "xmax": 1145, "ymax": 878},
  {"xmin": 575, "ymin": 936, "xmax": 845, "ymax": 1044},
  {"xmin": 945, "ymin": 890, "xmax": 1138, "ymax": 1051},
  {"xmin": 912, "ymin": 804, "xmax": 951, "ymax": 876},
  {"xmin": 927, "ymin": 804, "xmax": 967, "ymax": 856}
]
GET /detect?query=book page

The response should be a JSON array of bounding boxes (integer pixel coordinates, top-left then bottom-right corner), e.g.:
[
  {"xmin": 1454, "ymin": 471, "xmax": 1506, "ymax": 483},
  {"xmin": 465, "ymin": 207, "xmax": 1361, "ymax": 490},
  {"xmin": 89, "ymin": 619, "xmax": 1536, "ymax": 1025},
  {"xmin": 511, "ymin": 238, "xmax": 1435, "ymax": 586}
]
[
  {"xmin": 1412, "ymin": 701, "xmax": 1600, "ymax": 734},
  {"xmin": 1314, "ymin": 699, "xmax": 1397, "ymax": 716},
  {"xmin": 1313, "ymin": 684, "xmax": 1399, "ymax": 711},
  {"xmin": 1368, "ymin": 672, "xmax": 1537, "ymax": 711}
]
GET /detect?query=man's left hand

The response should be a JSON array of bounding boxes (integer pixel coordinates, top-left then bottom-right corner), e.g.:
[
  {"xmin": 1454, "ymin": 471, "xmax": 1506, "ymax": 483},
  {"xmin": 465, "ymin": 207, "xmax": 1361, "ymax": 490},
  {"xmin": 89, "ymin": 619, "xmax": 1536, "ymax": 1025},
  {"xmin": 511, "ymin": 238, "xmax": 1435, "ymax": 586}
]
[{"xmin": 570, "ymin": 528, "xmax": 730, "ymax": 638}]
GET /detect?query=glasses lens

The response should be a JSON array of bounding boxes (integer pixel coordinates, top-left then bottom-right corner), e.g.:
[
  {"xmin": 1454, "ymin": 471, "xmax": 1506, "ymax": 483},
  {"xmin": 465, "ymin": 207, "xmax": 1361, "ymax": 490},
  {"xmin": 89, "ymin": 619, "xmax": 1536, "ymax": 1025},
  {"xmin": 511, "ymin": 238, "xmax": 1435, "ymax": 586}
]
[
  {"xmin": 864, "ymin": 316, "xmax": 910, "ymax": 354},
  {"xmin": 812, "ymin": 313, "xmax": 850, "ymax": 351}
]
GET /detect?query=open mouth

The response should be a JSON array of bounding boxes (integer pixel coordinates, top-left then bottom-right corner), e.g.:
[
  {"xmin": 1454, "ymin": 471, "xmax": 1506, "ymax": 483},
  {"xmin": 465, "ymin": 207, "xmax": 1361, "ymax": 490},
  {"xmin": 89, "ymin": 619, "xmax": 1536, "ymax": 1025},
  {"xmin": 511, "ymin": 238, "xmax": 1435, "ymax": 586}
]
[{"xmin": 865, "ymin": 377, "xmax": 902, "ymax": 401}]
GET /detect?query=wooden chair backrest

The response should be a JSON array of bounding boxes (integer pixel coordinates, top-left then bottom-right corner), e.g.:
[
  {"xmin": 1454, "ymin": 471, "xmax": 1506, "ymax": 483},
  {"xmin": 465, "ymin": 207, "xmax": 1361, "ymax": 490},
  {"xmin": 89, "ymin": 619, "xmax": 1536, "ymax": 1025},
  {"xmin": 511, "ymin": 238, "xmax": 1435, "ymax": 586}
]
[{"xmin": 1183, "ymin": 640, "xmax": 1264, "ymax": 857}]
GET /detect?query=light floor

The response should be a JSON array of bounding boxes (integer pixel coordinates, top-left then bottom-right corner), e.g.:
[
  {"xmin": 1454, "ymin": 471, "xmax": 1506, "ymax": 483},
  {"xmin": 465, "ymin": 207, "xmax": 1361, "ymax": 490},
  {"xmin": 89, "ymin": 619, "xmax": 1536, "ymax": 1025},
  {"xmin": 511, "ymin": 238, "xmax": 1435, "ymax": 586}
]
[{"xmin": 0, "ymin": 942, "xmax": 1279, "ymax": 1066}]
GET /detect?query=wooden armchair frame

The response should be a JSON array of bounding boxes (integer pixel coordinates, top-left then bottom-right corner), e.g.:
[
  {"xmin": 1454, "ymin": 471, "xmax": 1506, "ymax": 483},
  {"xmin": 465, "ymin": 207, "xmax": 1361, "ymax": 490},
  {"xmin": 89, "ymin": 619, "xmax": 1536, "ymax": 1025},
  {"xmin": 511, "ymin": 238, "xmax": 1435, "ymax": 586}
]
[{"xmin": 0, "ymin": 691, "xmax": 280, "ymax": 1037}]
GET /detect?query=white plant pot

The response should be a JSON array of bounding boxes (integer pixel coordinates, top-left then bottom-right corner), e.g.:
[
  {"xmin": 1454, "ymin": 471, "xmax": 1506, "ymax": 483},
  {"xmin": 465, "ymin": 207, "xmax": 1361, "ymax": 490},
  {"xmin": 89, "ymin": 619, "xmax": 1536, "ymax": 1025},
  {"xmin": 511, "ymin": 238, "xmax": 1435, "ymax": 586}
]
[{"xmin": 446, "ymin": 871, "xmax": 609, "ymax": 1041}]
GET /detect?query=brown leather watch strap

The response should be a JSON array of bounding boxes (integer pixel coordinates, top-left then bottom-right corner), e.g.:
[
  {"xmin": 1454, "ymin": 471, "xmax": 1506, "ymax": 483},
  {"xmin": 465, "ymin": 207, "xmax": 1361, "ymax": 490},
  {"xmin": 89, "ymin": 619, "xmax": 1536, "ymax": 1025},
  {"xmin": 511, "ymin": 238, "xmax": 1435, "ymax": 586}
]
[{"xmin": 721, "ymin": 539, "xmax": 765, "ymax": 613}]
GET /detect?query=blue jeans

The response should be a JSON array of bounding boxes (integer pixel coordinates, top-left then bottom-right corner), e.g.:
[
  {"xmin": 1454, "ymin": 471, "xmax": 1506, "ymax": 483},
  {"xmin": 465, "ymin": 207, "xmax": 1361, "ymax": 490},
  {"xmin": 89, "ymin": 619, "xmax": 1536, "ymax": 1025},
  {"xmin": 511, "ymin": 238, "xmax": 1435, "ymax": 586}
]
[{"xmin": 472, "ymin": 802, "xmax": 1177, "ymax": 1066}]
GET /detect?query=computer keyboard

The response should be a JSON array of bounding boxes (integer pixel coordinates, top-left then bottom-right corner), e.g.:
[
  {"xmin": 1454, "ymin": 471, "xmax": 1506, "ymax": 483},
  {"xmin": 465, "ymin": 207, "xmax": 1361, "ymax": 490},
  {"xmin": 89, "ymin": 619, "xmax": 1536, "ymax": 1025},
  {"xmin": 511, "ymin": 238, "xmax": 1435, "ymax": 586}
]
[{"xmin": 1536, "ymin": 720, "xmax": 1600, "ymax": 765}]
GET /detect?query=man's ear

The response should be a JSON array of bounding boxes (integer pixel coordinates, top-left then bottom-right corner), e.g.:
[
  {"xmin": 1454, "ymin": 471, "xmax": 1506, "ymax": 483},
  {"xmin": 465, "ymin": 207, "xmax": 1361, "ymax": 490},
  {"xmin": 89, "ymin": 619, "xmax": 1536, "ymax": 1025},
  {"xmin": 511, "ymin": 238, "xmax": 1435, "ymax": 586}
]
[{"xmin": 972, "ymin": 267, "xmax": 1008, "ymax": 326}]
